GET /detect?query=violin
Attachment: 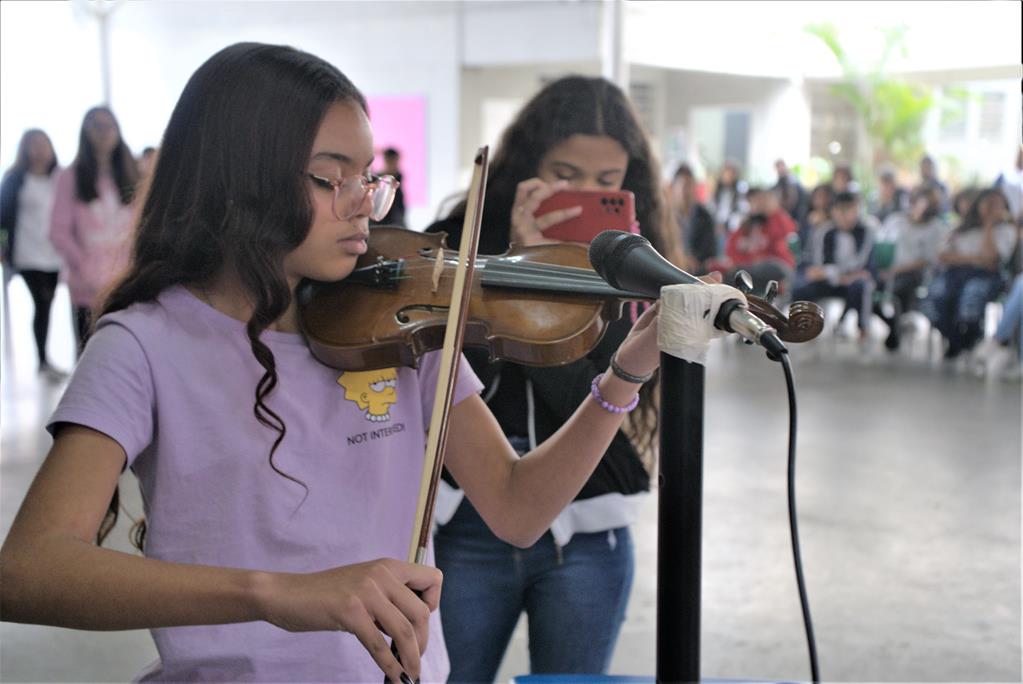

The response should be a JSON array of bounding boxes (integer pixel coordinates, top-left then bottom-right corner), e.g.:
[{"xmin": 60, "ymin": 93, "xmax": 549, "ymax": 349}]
[
  {"xmin": 297, "ymin": 225, "xmax": 825, "ymax": 372},
  {"xmin": 299, "ymin": 147, "xmax": 823, "ymax": 684}
]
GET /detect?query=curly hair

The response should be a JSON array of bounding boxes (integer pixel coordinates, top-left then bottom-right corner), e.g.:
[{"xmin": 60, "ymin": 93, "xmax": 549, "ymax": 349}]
[
  {"xmin": 95, "ymin": 42, "xmax": 367, "ymax": 548},
  {"xmin": 443, "ymin": 75, "xmax": 673, "ymax": 468}
]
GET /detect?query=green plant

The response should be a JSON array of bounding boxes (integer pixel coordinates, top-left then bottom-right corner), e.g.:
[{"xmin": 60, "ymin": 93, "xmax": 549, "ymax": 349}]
[{"xmin": 805, "ymin": 23, "xmax": 934, "ymax": 172}]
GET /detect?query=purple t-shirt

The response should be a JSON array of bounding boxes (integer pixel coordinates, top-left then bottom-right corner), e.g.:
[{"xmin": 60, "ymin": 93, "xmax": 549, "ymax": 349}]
[{"xmin": 49, "ymin": 285, "xmax": 483, "ymax": 682}]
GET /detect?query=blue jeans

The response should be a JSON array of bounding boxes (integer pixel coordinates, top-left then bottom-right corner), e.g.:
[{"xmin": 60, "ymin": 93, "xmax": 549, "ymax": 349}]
[
  {"xmin": 434, "ymin": 498, "xmax": 634, "ymax": 683},
  {"xmin": 922, "ymin": 266, "xmax": 1005, "ymax": 353},
  {"xmin": 791, "ymin": 276, "xmax": 874, "ymax": 331},
  {"xmin": 996, "ymin": 274, "xmax": 1023, "ymax": 359}
]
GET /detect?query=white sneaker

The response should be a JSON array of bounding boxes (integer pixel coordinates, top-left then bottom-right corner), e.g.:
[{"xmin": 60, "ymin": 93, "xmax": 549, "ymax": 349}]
[
  {"xmin": 39, "ymin": 363, "xmax": 70, "ymax": 383},
  {"xmin": 985, "ymin": 341, "xmax": 1020, "ymax": 380}
]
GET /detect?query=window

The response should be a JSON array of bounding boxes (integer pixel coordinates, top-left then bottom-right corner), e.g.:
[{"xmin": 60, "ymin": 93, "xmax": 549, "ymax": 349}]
[
  {"xmin": 938, "ymin": 87, "xmax": 968, "ymax": 141},
  {"xmin": 978, "ymin": 92, "xmax": 1005, "ymax": 142}
]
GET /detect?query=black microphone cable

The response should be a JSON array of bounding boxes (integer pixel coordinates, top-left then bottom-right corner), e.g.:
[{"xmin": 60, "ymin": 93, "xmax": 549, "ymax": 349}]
[
  {"xmin": 588, "ymin": 230, "xmax": 819, "ymax": 678},
  {"xmin": 776, "ymin": 350, "xmax": 820, "ymax": 684}
]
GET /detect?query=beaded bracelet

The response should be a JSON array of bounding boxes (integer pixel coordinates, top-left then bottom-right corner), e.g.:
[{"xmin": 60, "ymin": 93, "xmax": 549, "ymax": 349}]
[
  {"xmin": 610, "ymin": 352, "xmax": 655, "ymax": 385},
  {"xmin": 590, "ymin": 373, "xmax": 640, "ymax": 414}
]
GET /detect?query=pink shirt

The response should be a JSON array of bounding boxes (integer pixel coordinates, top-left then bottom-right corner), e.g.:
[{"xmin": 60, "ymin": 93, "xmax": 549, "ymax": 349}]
[{"xmin": 49, "ymin": 166, "xmax": 135, "ymax": 306}]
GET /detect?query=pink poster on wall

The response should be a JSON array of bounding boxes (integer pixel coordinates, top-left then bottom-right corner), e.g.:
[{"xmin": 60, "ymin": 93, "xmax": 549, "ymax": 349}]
[{"xmin": 365, "ymin": 95, "xmax": 427, "ymax": 208}]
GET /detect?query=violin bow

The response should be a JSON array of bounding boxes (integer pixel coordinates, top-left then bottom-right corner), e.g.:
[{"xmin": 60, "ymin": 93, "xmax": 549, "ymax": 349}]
[{"xmin": 406, "ymin": 146, "xmax": 489, "ymax": 564}]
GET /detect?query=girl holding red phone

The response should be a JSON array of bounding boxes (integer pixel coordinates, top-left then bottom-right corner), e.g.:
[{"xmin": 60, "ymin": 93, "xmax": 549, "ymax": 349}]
[
  {"xmin": 533, "ymin": 188, "xmax": 638, "ymax": 243},
  {"xmin": 425, "ymin": 76, "xmax": 682, "ymax": 681}
]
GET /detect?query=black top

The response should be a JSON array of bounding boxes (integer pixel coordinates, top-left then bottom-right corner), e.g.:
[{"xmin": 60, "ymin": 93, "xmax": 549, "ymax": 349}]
[
  {"xmin": 426, "ymin": 214, "xmax": 650, "ymax": 501},
  {"xmin": 773, "ymin": 175, "xmax": 808, "ymax": 224},
  {"xmin": 371, "ymin": 172, "xmax": 406, "ymax": 228},
  {"xmin": 678, "ymin": 203, "xmax": 717, "ymax": 272}
]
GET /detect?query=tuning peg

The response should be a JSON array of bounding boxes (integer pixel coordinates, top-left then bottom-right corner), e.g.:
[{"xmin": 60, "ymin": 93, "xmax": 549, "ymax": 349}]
[
  {"xmin": 733, "ymin": 270, "xmax": 753, "ymax": 294},
  {"xmin": 763, "ymin": 279, "xmax": 779, "ymax": 304}
]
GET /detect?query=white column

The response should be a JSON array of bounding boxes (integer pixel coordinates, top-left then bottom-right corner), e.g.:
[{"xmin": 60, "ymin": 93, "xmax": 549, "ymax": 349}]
[
  {"xmin": 751, "ymin": 74, "xmax": 811, "ymax": 181},
  {"xmin": 600, "ymin": 0, "xmax": 628, "ymax": 90}
]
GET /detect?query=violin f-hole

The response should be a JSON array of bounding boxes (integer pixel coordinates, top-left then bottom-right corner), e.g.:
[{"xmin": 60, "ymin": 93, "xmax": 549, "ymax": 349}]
[{"xmin": 396, "ymin": 304, "xmax": 450, "ymax": 324}]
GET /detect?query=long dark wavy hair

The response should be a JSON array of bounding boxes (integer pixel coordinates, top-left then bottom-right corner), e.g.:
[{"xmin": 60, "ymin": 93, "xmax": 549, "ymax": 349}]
[
  {"xmin": 908, "ymin": 184, "xmax": 942, "ymax": 224},
  {"xmin": 94, "ymin": 42, "xmax": 367, "ymax": 548},
  {"xmin": 73, "ymin": 106, "xmax": 138, "ymax": 205},
  {"xmin": 447, "ymin": 75, "xmax": 673, "ymax": 258},
  {"xmin": 443, "ymin": 75, "xmax": 670, "ymax": 467},
  {"xmin": 954, "ymin": 187, "xmax": 1009, "ymax": 234}
]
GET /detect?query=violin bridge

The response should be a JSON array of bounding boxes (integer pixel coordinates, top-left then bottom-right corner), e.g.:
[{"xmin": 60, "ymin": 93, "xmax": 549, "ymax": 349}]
[{"xmin": 431, "ymin": 247, "xmax": 445, "ymax": 293}]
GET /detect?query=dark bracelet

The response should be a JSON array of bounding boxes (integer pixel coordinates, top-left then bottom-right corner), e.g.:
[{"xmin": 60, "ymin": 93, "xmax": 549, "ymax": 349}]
[{"xmin": 610, "ymin": 353, "xmax": 654, "ymax": 384}]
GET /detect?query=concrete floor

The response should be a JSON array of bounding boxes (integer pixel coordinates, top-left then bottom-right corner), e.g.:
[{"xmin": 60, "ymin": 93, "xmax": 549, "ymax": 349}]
[{"xmin": 1, "ymin": 276, "xmax": 1020, "ymax": 683}]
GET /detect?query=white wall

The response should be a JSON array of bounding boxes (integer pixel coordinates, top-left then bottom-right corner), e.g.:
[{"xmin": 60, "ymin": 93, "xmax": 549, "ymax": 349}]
[
  {"xmin": 3, "ymin": 0, "xmax": 1015, "ymax": 224},
  {"xmin": 456, "ymin": 61, "xmax": 600, "ymax": 197},
  {"xmin": 922, "ymin": 77, "xmax": 1023, "ymax": 185},
  {"xmin": 0, "ymin": 3, "xmax": 106, "ymax": 169},
  {"xmin": 461, "ymin": 1, "xmax": 602, "ymax": 67},
  {"xmin": 751, "ymin": 77, "xmax": 812, "ymax": 183},
  {"xmin": 661, "ymin": 69, "xmax": 809, "ymax": 183},
  {"xmin": 455, "ymin": 60, "xmax": 812, "ymax": 192},
  {"xmin": 0, "ymin": 1, "xmax": 463, "ymax": 231},
  {"xmin": 624, "ymin": 1, "xmax": 1022, "ymax": 80}
]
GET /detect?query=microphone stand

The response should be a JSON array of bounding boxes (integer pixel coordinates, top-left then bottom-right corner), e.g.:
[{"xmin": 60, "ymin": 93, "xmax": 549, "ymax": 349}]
[{"xmin": 657, "ymin": 351, "xmax": 704, "ymax": 684}]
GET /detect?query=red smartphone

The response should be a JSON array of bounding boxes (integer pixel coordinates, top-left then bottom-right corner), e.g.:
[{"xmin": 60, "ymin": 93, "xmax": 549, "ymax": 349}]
[{"xmin": 535, "ymin": 189, "xmax": 637, "ymax": 243}]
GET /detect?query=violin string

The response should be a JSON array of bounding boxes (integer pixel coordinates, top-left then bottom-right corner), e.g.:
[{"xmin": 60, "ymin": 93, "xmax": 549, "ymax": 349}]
[
  {"xmin": 382, "ymin": 270, "xmax": 640, "ymax": 300},
  {"xmin": 382, "ymin": 259, "xmax": 608, "ymax": 283},
  {"xmin": 373, "ymin": 259, "xmax": 784, "ymax": 314},
  {"xmin": 364, "ymin": 258, "xmax": 626, "ymax": 296},
  {"xmin": 383, "ymin": 267, "xmax": 612, "ymax": 291},
  {"xmin": 351, "ymin": 255, "xmax": 797, "ymax": 331},
  {"xmin": 385, "ymin": 271, "xmax": 608, "ymax": 287},
  {"xmin": 363, "ymin": 253, "xmax": 597, "ymax": 274}
]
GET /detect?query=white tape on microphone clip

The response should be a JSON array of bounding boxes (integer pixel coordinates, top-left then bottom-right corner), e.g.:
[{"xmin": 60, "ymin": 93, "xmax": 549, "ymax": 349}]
[{"xmin": 658, "ymin": 283, "xmax": 748, "ymax": 365}]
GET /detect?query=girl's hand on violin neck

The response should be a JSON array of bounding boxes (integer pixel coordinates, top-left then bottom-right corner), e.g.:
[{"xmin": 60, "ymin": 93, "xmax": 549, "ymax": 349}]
[
  {"xmin": 255, "ymin": 558, "xmax": 440, "ymax": 682},
  {"xmin": 510, "ymin": 178, "xmax": 581, "ymax": 247},
  {"xmin": 699, "ymin": 270, "xmax": 723, "ymax": 284},
  {"xmin": 614, "ymin": 301, "xmax": 661, "ymax": 381}
]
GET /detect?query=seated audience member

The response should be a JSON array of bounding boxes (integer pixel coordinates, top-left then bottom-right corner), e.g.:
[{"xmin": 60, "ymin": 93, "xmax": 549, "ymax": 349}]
[
  {"xmin": 710, "ymin": 212, "xmax": 794, "ymax": 297},
  {"xmin": 773, "ymin": 158, "xmax": 807, "ymax": 223},
  {"xmin": 670, "ymin": 163, "xmax": 717, "ymax": 274},
  {"xmin": 869, "ymin": 167, "xmax": 908, "ymax": 225},
  {"xmin": 982, "ymin": 272, "xmax": 1022, "ymax": 379},
  {"xmin": 711, "ymin": 159, "xmax": 747, "ymax": 238},
  {"xmin": 793, "ymin": 183, "xmax": 835, "ymax": 290},
  {"xmin": 922, "ymin": 188, "xmax": 1018, "ymax": 359},
  {"xmin": 873, "ymin": 185, "xmax": 947, "ymax": 350},
  {"xmin": 830, "ymin": 162, "xmax": 859, "ymax": 195},
  {"xmin": 791, "ymin": 191, "xmax": 876, "ymax": 337},
  {"xmin": 951, "ymin": 186, "xmax": 980, "ymax": 225},
  {"xmin": 919, "ymin": 153, "xmax": 950, "ymax": 213},
  {"xmin": 746, "ymin": 185, "xmax": 796, "ymax": 241},
  {"xmin": 994, "ymin": 146, "xmax": 1023, "ymax": 227}
]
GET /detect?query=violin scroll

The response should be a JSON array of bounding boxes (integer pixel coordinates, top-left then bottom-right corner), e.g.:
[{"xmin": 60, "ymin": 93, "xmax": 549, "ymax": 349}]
[
  {"xmin": 779, "ymin": 300, "xmax": 826, "ymax": 343},
  {"xmin": 744, "ymin": 293, "xmax": 825, "ymax": 343}
]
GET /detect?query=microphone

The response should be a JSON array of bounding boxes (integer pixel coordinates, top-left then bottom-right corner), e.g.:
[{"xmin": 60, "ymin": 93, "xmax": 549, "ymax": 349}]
[{"xmin": 588, "ymin": 230, "xmax": 787, "ymax": 357}]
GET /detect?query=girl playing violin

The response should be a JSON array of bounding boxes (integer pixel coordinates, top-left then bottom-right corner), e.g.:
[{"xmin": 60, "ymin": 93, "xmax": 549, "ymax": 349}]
[
  {"xmin": 425, "ymin": 75, "xmax": 680, "ymax": 681},
  {"xmin": 0, "ymin": 43, "xmax": 666, "ymax": 684}
]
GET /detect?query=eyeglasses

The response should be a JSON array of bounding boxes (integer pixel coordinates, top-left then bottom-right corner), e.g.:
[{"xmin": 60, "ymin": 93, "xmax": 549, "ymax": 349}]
[{"xmin": 307, "ymin": 172, "xmax": 399, "ymax": 222}]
